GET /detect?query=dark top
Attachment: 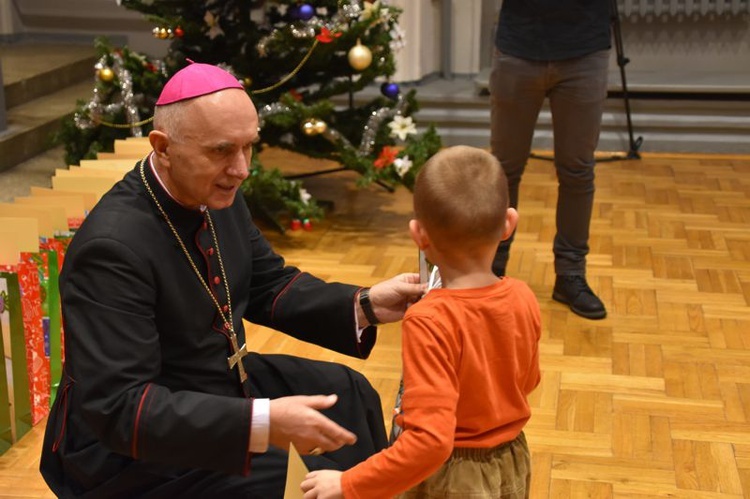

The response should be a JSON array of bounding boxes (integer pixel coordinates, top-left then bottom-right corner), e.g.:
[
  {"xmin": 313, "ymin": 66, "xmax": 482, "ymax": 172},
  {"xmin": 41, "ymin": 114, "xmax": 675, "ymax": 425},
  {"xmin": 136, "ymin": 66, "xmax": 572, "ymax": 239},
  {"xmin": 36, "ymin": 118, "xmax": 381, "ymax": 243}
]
[
  {"xmin": 40, "ymin": 157, "xmax": 375, "ymax": 496},
  {"xmin": 495, "ymin": 0, "xmax": 612, "ymax": 61}
]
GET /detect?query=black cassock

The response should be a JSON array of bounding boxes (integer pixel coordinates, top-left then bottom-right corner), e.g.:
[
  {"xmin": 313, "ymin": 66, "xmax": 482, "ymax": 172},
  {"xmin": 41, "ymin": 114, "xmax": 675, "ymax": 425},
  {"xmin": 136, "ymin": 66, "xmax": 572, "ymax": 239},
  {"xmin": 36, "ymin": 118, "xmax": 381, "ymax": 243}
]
[{"xmin": 40, "ymin": 158, "xmax": 387, "ymax": 498}]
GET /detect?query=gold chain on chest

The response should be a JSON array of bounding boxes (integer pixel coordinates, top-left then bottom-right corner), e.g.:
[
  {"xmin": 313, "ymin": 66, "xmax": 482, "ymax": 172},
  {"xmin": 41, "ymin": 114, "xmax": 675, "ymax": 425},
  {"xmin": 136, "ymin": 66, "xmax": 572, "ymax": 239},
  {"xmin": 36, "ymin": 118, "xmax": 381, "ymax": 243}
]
[{"xmin": 138, "ymin": 156, "xmax": 234, "ymax": 333}]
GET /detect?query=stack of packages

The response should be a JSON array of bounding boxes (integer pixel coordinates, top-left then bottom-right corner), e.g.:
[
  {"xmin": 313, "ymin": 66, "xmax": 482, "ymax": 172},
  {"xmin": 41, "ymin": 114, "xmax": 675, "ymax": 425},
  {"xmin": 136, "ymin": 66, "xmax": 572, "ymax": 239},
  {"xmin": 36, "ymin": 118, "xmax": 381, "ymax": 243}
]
[{"xmin": 0, "ymin": 137, "xmax": 147, "ymax": 454}]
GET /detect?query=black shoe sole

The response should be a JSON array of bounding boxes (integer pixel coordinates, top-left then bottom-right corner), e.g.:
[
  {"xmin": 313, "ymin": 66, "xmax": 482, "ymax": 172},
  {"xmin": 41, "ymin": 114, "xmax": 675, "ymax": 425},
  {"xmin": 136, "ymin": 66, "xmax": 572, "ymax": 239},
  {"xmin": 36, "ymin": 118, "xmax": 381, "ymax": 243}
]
[{"xmin": 552, "ymin": 291, "xmax": 607, "ymax": 320}]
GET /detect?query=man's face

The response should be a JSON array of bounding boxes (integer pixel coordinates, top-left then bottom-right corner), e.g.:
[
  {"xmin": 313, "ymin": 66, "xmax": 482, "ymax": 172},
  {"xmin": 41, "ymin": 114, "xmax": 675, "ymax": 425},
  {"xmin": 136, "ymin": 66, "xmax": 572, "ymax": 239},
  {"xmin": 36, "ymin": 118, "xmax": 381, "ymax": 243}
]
[{"xmin": 162, "ymin": 89, "xmax": 258, "ymax": 210}]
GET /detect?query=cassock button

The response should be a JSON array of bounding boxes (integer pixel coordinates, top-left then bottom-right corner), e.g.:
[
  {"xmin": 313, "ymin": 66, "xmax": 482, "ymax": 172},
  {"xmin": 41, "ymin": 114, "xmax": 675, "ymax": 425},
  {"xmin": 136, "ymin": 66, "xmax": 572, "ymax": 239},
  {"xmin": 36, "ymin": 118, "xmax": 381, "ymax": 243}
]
[
  {"xmin": 222, "ymin": 304, "xmax": 229, "ymax": 313},
  {"xmin": 208, "ymin": 247, "xmax": 214, "ymax": 256},
  {"xmin": 213, "ymin": 276, "xmax": 221, "ymax": 285}
]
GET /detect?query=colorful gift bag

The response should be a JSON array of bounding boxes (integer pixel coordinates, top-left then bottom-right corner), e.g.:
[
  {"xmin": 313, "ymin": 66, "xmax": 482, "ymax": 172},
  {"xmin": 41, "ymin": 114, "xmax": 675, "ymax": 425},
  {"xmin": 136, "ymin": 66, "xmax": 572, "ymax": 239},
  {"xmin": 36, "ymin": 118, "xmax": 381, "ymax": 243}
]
[
  {"xmin": 25, "ymin": 250, "xmax": 64, "ymax": 405},
  {"xmin": 16, "ymin": 259, "xmax": 50, "ymax": 425},
  {"xmin": 0, "ymin": 283, "xmax": 12, "ymax": 455},
  {"xmin": 0, "ymin": 271, "xmax": 33, "ymax": 449}
]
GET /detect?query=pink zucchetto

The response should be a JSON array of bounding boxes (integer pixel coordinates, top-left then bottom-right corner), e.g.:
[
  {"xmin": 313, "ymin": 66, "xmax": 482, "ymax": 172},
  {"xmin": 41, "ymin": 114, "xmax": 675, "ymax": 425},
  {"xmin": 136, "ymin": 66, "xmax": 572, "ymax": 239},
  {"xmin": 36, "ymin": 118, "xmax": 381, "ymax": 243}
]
[{"xmin": 155, "ymin": 61, "xmax": 244, "ymax": 106}]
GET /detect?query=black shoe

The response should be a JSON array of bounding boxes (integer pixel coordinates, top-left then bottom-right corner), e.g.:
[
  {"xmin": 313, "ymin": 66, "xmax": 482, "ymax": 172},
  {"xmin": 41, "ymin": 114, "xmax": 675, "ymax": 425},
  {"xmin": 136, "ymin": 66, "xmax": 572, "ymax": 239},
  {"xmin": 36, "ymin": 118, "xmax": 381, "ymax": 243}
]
[{"xmin": 552, "ymin": 275, "xmax": 607, "ymax": 320}]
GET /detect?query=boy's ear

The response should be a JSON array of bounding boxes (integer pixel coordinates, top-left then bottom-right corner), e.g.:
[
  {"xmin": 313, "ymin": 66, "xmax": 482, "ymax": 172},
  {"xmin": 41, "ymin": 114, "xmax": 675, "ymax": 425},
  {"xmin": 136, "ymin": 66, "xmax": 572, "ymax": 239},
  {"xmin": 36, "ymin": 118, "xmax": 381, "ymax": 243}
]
[
  {"xmin": 502, "ymin": 207, "xmax": 519, "ymax": 241},
  {"xmin": 409, "ymin": 219, "xmax": 430, "ymax": 250}
]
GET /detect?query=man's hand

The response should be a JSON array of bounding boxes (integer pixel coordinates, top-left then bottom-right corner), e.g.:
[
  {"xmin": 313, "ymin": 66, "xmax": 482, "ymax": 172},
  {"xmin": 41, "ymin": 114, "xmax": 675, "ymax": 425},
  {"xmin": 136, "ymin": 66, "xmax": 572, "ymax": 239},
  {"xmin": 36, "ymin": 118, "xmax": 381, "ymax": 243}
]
[
  {"xmin": 367, "ymin": 273, "xmax": 425, "ymax": 324},
  {"xmin": 268, "ymin": 395, "xmax": 356, "ymax": 455},
  {"xmin": 301, "ymin": 469, "xmax": 344, "ymax": 499}
]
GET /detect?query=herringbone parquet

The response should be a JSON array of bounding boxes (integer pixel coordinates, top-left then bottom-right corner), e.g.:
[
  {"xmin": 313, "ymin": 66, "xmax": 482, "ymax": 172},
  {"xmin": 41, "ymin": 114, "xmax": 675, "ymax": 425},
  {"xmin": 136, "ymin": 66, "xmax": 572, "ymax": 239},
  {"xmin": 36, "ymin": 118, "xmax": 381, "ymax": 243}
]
[{"xmin": 1, "ymin": 150, "xmax": 749, "ymax": 498}]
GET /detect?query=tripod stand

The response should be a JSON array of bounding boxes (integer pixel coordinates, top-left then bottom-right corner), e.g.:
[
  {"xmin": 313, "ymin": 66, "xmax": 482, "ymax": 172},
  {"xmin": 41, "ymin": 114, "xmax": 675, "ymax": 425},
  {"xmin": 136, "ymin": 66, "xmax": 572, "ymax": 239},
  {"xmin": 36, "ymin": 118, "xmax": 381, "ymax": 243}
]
[{"xmin": 530, "ymin": 0, "xmax": 643, "ymax": 163}]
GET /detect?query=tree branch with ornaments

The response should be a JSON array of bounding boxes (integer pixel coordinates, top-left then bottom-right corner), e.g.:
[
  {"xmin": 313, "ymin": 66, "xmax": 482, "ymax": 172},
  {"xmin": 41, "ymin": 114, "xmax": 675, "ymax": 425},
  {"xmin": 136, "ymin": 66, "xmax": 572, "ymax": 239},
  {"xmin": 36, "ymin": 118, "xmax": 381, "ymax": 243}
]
[{"xmin": 62, "ymin": 1, "xmax": 441, "ymax": 231}]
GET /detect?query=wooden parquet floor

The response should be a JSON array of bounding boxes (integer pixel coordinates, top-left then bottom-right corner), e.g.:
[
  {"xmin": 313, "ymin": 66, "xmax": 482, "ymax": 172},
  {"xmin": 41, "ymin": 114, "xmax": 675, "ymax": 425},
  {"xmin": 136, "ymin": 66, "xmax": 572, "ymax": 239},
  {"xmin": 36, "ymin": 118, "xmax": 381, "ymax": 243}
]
[{"xmin": 1, "ymin": 151, "xmax": 749, "ymax": 498}]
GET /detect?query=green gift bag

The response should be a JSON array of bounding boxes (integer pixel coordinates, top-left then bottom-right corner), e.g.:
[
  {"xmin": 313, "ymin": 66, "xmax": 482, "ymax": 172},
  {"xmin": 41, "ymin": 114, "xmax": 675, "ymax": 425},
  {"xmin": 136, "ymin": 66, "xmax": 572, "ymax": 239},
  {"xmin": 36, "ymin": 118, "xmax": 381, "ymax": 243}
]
[{"xmin": 0, "ymin": 272, "xmax": 33, "ymax": 453}]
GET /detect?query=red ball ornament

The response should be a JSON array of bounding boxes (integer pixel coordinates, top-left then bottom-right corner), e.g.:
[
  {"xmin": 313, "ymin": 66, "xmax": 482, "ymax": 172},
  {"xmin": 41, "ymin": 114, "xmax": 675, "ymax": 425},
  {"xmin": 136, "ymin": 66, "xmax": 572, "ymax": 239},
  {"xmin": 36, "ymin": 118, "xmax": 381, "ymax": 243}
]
[
  {"xmin": 290, "ymin": 219, "xmax": 302, "ymax": 231},
  {"xmin": 302, "ymin": 218, "xmax": 312, "ymax": 231},
  {"xmin": 174, "ymin": 26, "xmax": 184, "ymax": 38}
]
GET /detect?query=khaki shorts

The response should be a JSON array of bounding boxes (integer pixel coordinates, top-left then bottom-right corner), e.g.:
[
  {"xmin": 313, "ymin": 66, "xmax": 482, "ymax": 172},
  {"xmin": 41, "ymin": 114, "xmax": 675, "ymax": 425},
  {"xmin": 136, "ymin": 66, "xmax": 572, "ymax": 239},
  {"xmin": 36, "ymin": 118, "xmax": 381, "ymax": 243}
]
[{"xmin": 396, "ymin": 432, "xmax": 530, "ymax": 499}]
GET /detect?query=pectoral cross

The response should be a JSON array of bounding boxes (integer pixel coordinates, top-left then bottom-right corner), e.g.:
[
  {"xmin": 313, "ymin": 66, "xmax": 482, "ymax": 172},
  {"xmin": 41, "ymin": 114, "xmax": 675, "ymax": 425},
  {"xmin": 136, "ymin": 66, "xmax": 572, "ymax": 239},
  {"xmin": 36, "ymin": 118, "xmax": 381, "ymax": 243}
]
[{"xmin": 227, "ymin": 328, "xmax": 249, "ymax": 383}]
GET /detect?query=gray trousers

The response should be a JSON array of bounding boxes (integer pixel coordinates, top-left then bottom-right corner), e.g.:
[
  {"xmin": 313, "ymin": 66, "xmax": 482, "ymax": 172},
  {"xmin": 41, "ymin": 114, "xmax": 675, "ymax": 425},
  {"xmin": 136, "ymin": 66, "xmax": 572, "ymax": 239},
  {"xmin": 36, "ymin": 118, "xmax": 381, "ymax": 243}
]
[{"xmin": 489, "ymin": 49, "xmax": 610, "ymax": 276}]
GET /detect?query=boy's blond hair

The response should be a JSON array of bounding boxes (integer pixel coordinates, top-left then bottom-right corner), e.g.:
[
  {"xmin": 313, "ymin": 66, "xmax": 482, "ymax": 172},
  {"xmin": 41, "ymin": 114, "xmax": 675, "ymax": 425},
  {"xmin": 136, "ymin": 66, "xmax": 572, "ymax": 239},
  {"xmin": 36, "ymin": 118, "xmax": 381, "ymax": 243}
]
[{"xmin": 413, "ymin": 146, "xmax": 509, "ymax": 248}]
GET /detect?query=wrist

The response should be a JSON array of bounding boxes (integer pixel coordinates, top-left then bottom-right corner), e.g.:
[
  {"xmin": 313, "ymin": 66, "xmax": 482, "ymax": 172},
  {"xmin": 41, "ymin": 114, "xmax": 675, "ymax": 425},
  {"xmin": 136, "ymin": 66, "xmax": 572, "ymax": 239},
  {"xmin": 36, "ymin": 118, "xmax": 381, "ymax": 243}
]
[{"xmin": 357, "ymin": 287, "xmax": 381, "ymax": 326}]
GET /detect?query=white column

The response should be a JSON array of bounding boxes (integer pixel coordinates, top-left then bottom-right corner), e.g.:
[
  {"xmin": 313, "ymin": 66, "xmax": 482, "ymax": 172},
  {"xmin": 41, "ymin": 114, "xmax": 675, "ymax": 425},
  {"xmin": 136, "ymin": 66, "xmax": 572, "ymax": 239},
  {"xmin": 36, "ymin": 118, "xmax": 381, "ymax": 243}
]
[
  {"xmin": 449, "ymin": 0, "xmax": 483, "ymax": 75},
  {"xmin": 390, "ymin": 0, "xmax": 441, "ymax": 82},
  {"xmin": 0, "ymin": 0, "xmax": 22, "ymax": 37}
]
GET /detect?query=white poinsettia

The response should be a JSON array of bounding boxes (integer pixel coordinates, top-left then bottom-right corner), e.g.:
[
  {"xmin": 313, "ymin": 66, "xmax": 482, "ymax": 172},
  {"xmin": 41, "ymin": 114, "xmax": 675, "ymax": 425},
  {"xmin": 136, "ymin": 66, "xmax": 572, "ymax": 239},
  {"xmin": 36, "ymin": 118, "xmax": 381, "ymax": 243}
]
[
  {"xmin": 204, "ymin": 10, "xmax": 224, "ymax": 39},
  {"xmin": 389, "ymin": 23, "xmax": 406, "ymax": 52},
  {"xmin": 388, "ymin": 115, "xmax": 417, "ymax": 141},
  {"xmin": 299, "ymin": 188, "xmax": 312, "ymax": 205},
  {"xmin": 393, "ymin": 156, "xmax": 413, "ymax": 178}
]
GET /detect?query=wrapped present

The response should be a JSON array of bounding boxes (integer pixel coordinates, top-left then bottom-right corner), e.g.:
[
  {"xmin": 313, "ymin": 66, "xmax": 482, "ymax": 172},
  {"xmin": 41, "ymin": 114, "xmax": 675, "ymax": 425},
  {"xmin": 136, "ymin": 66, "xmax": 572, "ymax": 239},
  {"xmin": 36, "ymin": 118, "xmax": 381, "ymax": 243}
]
[{"xmin": 0, "ymin": 271, "xmax": 33, "ymax": 450}]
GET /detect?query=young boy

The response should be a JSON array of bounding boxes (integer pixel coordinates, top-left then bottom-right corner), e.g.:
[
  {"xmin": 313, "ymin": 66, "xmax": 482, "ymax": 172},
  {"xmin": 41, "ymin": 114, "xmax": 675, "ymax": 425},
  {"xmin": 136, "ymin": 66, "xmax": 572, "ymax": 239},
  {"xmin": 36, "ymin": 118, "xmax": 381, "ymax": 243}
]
[{"xmin": 301, "ymin": 146, "xmax": 542, "ymax": 499}]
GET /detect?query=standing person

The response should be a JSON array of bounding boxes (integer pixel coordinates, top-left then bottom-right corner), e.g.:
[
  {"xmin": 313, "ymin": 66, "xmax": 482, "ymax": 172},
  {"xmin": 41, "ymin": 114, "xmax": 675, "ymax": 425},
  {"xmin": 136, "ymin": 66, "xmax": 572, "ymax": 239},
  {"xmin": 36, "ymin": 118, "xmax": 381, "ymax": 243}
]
[
  {"xmin": 301, "ymin": 146, "xmax": 542, "ymax": 499},
  {"xmin": 490, "ymin": 0, "xmax": 611, "ymax": 319},
  {"xmin": 40, "ymin": 62, "xmax": 424, "ymax": 498}
]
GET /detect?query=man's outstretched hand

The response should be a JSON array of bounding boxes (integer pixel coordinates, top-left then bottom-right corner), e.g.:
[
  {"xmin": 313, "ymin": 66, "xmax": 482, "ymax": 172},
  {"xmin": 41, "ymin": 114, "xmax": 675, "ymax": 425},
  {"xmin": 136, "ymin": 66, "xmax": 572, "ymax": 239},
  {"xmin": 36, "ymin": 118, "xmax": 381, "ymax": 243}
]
[{"xmin": 268, "ymin": 395, "xmax": 356, "ymax": 455}]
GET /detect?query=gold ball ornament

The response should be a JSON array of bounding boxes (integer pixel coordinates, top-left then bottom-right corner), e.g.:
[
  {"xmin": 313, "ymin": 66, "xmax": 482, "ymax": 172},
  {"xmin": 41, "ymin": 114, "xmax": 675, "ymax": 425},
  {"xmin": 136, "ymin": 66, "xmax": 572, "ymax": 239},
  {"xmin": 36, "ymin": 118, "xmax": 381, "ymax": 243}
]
[
  {"xmin": 242, "ymin": 77, "xmax": 253, "ymax": 88},
  {"xmin": 97, "ymin": 67, "xmax": 115, "ymax": 82},
  {"xmin": 313, "ymin": 119, "xmax": 328, "ymax": 134},
  {"xmin": 302, "ymin": 119, "xmax": 318, "ymax": 136},
  {"xmin": 348, "ymin": 39, "xmax": 372, "ymax": 72},
  {"xmin": 158, "ymin": 28, "xmax": 169, "ymax": 39}
]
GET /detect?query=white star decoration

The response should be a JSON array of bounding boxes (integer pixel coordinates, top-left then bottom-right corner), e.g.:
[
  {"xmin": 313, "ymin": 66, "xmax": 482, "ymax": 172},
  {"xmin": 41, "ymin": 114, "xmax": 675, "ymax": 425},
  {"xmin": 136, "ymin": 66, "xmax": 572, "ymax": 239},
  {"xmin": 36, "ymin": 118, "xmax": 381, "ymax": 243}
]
[{"xmin": 204, "ymin": 10, "xmax": 224, "ymax": 39}]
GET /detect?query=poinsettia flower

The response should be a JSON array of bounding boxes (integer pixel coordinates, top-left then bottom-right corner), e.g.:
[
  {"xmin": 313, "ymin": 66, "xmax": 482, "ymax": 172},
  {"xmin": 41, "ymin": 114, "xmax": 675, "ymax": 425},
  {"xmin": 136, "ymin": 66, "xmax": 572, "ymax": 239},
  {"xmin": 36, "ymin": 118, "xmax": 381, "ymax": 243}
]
[
  {"xmin": 204, "ymin": 10, "xmax": 224, "ymax": 39},
  {"xmin": 393, "ymin": 156, "xmax": 413, "ymax": 177},
  {"xmin": 388, "ymin": 115, "xmax": 417, "ymax": 141},
  {"xmin": 316, "ymin": 27, "xmax": 342, "ymax": 43},
  {"xmin": 374, "ymin": 146, "xmax": 399, "ymax": 169},
  {"xmin": 288, "ymin": 89, "xmax": 303, "ymax": 102},
  {"xmin": 390, "ymin": 24, "xmax": 406, "ymax": 52},
  {"xmin": 299, "ymin": 188, "xmax": 312, "ymax": 205}
]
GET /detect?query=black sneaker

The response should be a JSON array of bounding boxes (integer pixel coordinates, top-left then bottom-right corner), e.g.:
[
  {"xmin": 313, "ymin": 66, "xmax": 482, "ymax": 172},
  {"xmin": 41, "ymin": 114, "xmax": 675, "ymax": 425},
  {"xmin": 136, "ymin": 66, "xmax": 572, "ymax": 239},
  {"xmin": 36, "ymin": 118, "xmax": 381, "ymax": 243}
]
[{"xmin": 552, "ymin": 275, "xmax": 607, "ymax": 320}]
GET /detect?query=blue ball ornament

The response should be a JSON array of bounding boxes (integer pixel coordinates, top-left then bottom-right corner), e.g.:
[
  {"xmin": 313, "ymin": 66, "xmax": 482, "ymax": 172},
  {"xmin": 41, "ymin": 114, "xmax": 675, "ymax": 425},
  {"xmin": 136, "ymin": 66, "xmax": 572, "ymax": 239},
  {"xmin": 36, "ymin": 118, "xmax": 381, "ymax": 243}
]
[
  {"xmin": 298, "ymin": 4, "xmax": 315, "ymax": 21},
  {"xmin": 381, "ymin": 82, "xmax": 400, "ymax": 100}
]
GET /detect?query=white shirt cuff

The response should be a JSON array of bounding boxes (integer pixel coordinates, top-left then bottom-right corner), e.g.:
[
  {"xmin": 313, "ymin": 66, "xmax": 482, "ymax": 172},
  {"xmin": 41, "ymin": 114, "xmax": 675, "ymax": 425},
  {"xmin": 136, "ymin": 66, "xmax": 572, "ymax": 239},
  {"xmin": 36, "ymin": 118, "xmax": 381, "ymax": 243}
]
[{"xmin": 249, "ymin": 398, "xmax": 270, "ymax": 453}]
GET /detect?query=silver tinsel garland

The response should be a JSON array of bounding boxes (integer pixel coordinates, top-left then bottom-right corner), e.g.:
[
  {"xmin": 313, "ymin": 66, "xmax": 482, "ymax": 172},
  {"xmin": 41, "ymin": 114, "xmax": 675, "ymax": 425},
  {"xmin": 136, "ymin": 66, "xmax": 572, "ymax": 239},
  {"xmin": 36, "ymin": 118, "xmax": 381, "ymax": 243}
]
[
  {"xmin": 74, "ymin": 52, "xmax": 165, "ymax": 136},
  {"xmin": 258, "ymin": 94, "xmax": 407, "ymax": 159}
]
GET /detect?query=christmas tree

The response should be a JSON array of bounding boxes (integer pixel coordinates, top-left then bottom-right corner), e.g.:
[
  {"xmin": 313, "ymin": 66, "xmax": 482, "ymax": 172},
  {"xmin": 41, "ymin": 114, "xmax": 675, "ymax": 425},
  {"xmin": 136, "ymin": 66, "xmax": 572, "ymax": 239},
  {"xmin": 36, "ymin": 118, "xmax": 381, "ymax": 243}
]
[{"xmin": 60, "ymin": 1, "xmax": 441, "ymax": 229}]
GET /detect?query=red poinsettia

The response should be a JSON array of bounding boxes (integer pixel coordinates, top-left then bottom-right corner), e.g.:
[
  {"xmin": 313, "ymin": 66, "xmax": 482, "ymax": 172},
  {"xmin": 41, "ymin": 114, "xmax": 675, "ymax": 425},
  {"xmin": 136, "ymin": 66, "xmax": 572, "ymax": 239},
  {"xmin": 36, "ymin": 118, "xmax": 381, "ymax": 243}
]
[
  {"xmin": 374, "ymin": 146, "xmax": 399, "ymax": 169},
  {"xmin": 316, "ymin": 27, "xmax": 342, "ymax": 43}
]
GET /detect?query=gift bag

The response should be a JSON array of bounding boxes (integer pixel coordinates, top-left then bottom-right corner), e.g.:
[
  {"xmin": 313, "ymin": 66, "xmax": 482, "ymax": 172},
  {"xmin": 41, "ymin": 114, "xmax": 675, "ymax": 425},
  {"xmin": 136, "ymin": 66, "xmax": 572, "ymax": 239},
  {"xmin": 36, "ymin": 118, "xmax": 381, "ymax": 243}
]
[
  {"xmin": 26, "ymin": 249, "xmax": 63, "ymax": 405},
  {"xmin": 0, "ymin": 271, "xmax": 33, "ymax": 451},
  {"xmin": 16, "ymin": 257, "xmax": 50, "ymax": 425}
]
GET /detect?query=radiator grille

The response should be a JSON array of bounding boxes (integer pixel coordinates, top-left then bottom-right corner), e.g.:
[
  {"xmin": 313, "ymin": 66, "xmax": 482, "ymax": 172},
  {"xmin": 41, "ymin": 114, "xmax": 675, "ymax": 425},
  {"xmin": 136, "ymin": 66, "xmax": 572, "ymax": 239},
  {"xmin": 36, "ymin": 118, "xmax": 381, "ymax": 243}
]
[{"xmin": 618, "ymin": 0, "xmax": 750, "ymax": 19}]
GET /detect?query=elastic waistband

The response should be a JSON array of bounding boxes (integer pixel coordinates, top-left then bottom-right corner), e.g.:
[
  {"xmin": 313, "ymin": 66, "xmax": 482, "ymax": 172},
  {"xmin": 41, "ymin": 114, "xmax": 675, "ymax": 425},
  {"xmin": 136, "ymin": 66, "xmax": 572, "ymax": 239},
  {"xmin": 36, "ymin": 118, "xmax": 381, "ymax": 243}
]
[{"xmin": 451, "ymin": 432, "xmax": 526, "ymax": 460}]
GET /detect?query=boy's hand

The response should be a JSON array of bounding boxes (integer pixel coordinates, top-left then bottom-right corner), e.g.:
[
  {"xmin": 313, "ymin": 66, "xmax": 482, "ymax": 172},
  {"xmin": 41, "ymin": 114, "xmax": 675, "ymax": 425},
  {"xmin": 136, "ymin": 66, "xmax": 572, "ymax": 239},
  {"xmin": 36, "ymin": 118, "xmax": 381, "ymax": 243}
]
[{"xmin": 301, "ymin": 469, "xmax": 344, "ymax": 499}]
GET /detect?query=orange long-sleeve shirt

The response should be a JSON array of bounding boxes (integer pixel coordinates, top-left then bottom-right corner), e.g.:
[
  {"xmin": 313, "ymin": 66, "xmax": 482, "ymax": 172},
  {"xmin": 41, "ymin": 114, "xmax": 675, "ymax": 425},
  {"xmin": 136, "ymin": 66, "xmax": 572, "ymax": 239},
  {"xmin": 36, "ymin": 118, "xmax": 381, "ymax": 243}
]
[{"xmin": 342, "ymin": 278, "xmax": 541, "ymax": 499}]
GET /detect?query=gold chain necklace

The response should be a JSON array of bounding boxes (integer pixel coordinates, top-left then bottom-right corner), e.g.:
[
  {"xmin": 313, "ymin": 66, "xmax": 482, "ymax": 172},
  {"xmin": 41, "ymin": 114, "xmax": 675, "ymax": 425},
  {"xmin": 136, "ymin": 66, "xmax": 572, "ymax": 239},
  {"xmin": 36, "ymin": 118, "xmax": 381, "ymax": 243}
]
[{"xmin": 139, "ymin": 157, "xmax": 248, "ymax": 384}]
